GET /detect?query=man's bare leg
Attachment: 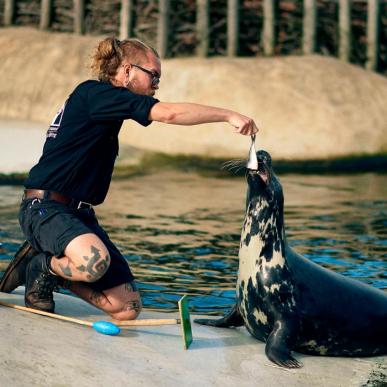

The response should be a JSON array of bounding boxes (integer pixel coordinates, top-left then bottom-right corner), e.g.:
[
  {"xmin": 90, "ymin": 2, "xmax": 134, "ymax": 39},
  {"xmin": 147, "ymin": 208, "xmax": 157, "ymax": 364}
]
[{"xmin": 25, "ymin": 233, "xmax": 137, "ymax": 316}]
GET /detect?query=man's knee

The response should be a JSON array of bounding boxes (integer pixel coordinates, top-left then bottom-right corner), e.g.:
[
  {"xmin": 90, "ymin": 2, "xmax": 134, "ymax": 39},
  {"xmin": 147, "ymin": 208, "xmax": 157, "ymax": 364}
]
[
  {"xmin": 64, "ymin": 234, "xmax": 111, "ymax": 283},
  {"xmin": 81, "ymin": 249, "xmax": 111, "ymax": 283}
]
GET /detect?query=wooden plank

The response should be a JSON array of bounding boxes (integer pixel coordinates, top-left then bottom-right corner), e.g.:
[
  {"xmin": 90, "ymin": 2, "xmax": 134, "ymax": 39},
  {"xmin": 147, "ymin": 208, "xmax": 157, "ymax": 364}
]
[
  {"xmin": 227, "ymin": 0, "xmax": 239, "ymax": 57},
  {"xmin": 366, "ymin": 0, "xmax": 380, "ymax": 71},
  {"xmin": 4, "ymin": 0, "xmax": 15, "ymax": 26},
  {"xmin": 158, "ymin": 0, "xmax": 170, "ymax": 58},
  {"xmin": 338, "ymin": 0, "xmax": 351, "ymax": 62},
  {"xmin": 120, "ymin": 0, "xmax": 133, "ymax": 40},
  {"xmin": 196, "ymin": 0, "xmax": 209, "ymax": 57},
  {"xmin": 262, "ymin": 0, "xmax": 275, "ymax": 56},
  {"xmin": 40, "ymin": 0, "xmax": 52, "ymax": 30},
  {"xmin": 303, "ymin": 0, "xmax": 316, "ymax": 54},
  {"xmin": 114, "ymin": 318, "xmax": 180, "ymax": 326},
  {"xmin": 74, "ymin": 0, "xmax": 85, "ymax": 35}
]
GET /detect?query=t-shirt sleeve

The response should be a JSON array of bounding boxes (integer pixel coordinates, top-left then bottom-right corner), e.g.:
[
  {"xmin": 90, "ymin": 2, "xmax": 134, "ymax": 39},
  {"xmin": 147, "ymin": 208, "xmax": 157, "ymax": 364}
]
[{"xmin": 86, "ymin": 81, "xmax": 159, "ymax": 126}]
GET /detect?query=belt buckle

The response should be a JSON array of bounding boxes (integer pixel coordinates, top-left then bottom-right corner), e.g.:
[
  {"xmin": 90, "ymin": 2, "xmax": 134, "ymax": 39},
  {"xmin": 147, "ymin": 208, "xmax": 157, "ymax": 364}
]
[{"xmin": 77, "ymin": 201, "xmax": 92, "ymax": 210}]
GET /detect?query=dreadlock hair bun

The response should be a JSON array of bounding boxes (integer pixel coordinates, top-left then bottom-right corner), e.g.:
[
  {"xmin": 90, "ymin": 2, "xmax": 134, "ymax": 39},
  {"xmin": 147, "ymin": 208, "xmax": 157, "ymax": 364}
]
[{"xmin": 91, "ymin": 37, "xmax": 159, "ymax": 82}]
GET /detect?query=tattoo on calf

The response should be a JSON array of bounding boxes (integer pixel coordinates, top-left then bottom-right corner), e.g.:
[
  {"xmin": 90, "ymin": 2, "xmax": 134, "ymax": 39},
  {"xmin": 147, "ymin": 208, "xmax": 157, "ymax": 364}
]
[
  {"xmin": 76, "ymin": 245, "xmax": 110, "ymax": 281},
  {"xmin": 124, "ymin": 300, "xmax": 141, "ymax": 313},
  {"xmin": 89, "ymin": 290, "xmax": 104, "ymax": 306}
]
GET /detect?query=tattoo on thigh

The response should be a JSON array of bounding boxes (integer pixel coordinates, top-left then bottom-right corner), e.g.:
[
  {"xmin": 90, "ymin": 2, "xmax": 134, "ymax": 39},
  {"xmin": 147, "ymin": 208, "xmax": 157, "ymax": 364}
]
[
  {"xmin": 58, "ymin": 262, "xmax": 72, "ymax": 278},
  {"xmin": 76, "ymin": 245, "xmax": 110, "ymax": 281}
]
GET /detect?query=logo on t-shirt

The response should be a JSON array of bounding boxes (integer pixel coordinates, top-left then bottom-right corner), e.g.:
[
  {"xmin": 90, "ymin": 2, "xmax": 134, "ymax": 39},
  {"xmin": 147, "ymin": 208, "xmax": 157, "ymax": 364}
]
[{"xmin": 46, "ymin": 100, "xmax": 68, "ymax": 138}]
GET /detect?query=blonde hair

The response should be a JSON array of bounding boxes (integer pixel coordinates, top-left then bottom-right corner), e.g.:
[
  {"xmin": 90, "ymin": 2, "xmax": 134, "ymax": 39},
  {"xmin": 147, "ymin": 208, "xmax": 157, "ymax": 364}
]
[{"xmin": 91, "ymin": 37, "xmax": 159, "ymax": 82}]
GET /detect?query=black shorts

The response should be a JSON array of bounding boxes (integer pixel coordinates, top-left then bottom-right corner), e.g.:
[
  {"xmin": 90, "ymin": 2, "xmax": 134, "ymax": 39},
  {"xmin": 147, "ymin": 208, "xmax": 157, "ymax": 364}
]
[{"xmin": 19, "ymin": 198, "xmax": 134, "ymax": 291}]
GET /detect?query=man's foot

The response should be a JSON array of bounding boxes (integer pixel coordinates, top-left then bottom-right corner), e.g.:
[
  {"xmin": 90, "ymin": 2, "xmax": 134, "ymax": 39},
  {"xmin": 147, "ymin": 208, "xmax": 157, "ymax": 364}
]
[
  {"xmin": 25, "ymin": 253, "xmax": 58, "ymax": 313},
  {"xmin": 0, "ymin": 241, "xmax": 37, "ymax": 293}
]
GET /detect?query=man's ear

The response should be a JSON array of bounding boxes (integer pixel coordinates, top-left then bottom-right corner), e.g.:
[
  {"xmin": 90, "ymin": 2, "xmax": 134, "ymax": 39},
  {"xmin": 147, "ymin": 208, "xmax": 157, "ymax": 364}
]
[{"xmin": 123, "ymin": 63, "xmax": 131, "ymax": 76}]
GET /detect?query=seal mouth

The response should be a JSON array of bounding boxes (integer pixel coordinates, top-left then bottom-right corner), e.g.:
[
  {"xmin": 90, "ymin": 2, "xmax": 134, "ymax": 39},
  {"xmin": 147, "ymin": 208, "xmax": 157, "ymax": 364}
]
[{"xmin": 249, "ymin": 162, "xmax": 269, "ymax": 185}]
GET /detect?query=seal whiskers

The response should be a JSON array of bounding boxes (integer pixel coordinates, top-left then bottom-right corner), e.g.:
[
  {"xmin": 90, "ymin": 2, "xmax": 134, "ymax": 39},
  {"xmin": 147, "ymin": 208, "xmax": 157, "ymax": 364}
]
[{"xmin": 221, "ymin": 159, "xmax": 246, "ymax": 174}]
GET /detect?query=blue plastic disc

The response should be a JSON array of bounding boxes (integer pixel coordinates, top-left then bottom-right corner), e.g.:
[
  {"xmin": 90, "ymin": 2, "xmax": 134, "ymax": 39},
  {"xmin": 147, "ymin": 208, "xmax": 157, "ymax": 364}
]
[{"xmin": 92, "ymin": 321, "xmax": 121, "ymax": 336}]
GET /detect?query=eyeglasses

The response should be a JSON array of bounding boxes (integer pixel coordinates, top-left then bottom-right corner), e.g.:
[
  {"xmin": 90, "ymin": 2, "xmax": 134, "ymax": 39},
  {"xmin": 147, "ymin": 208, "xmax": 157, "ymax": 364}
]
[{"xmin": 131, "ymin": 64, "xmax": 160, "ymax": 87}]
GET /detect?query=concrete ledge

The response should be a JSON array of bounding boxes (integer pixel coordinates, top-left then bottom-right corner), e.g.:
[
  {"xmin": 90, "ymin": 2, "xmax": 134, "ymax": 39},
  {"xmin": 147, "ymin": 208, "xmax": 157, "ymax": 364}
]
[
  {"xmin": 1, "ymin": 120, "xmax": 386, "ymax": 181},
  {"xmin": 0, "ymin": 288, "xmax": 385, "ymax": 386},
  {"xmin": 0, "ymin": 120, "xmax": 43, "ymax": 174}
]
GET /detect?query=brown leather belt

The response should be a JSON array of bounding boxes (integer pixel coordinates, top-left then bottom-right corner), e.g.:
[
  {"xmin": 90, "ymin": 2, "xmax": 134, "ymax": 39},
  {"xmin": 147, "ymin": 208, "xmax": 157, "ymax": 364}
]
[{"xmin": 23, "ymin": 189, "xmax": 93, "ymax": 210}]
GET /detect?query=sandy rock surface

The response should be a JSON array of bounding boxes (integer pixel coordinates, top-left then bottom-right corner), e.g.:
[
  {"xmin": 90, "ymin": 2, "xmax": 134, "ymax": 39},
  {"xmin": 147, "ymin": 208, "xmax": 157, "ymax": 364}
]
[{"xmin": 1, "ymin": 27, "xmax": 386, "ymax": 160}]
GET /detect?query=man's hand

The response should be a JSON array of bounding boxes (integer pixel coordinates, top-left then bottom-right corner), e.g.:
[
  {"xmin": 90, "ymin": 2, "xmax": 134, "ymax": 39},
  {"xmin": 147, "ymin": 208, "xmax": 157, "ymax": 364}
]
[{"xmin": 228, "ymin": 113, "xmax": 259, "ymax": 136}]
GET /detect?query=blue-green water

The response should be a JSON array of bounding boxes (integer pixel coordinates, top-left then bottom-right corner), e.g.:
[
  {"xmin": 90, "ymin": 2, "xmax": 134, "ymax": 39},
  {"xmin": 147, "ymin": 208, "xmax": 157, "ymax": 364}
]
[{"xmin": 0, "ymin": 171, "xmax": 386, "ymax": 314}]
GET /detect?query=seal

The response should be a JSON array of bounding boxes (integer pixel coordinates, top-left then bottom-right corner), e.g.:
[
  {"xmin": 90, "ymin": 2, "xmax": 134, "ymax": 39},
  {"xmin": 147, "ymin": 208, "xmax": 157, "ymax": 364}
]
[{"xmin": 195, "ymin": 150, "xmax": 387, "ymax": 368}]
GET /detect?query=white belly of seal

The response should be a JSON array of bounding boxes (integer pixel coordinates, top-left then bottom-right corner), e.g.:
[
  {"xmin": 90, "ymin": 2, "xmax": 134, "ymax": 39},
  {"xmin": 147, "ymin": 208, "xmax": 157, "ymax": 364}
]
[
  {"xmin": 237, "ymin": 211, "xmax": 287, "ymax": 331},
  {"xmin": 237, "ymin": 215, "xmax": 268, "ymax": 328}
]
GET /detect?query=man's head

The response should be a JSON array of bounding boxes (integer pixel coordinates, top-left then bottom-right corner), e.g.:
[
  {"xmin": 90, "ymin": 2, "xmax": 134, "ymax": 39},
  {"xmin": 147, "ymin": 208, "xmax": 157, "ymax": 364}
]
[{"xmin": 91, "ymin": 37, "xmax": 161, "ymax": 97}]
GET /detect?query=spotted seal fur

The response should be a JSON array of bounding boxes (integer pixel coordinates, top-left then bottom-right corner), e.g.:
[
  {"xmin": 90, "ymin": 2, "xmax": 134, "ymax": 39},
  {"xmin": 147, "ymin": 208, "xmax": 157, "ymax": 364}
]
[{"xmin": 195, "ymin": 150, "xmax": 387, "ymax": 368}]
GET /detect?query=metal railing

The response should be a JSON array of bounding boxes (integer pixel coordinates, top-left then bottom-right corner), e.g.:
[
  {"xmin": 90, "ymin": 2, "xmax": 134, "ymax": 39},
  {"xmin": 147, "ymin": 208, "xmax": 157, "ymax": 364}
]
[{"xmin": 2, "ymin": 0, "xmax": 384, "ymax": 72}]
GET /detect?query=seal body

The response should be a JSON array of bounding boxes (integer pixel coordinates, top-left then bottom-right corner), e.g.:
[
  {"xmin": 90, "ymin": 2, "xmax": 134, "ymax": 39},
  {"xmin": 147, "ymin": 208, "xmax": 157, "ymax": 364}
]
[{"xmin": 195, "ymin": 150, "xmax": 387, "ymax": 368}]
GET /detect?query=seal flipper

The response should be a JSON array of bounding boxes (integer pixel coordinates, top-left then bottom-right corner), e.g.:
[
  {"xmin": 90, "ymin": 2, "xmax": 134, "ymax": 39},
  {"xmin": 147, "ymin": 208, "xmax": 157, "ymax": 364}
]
[
  {"xmin": 194, "ymin": 304, "xmax": 244, "ymax": 328},
  {"xmin": 265, "ymin": 320, "xmax": 302, "ymax": 368}
]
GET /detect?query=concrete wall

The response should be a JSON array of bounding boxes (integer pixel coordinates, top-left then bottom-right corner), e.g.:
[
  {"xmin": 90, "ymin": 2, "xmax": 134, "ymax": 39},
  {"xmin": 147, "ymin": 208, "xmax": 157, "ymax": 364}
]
[{"xmin": 1, "ymin": 27, "xmax": 387, "ymax": 160}]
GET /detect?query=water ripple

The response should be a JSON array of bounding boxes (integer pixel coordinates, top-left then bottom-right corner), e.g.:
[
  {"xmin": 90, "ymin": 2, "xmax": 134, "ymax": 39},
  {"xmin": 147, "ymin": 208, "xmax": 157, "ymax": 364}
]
[{"xmin": 0, "ymin": 172, "xmax": 386, "ymax": 314}]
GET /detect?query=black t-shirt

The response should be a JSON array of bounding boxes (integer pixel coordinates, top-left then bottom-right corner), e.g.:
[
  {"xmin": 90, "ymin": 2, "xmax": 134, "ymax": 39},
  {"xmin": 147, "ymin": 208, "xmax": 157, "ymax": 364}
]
[{"xmin": 25, "ymin": 80, "xmax": 159, "ymax": 205}]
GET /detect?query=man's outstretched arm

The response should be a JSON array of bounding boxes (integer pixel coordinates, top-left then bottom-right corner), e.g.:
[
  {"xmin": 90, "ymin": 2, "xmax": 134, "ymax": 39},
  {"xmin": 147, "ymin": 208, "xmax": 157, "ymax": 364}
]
[{"xmin": 149, "ymin": 102, "xmax": 258, "ymax": 136}]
